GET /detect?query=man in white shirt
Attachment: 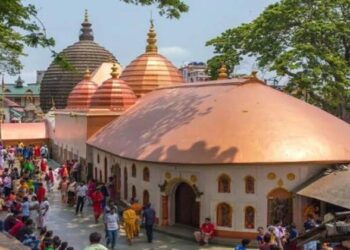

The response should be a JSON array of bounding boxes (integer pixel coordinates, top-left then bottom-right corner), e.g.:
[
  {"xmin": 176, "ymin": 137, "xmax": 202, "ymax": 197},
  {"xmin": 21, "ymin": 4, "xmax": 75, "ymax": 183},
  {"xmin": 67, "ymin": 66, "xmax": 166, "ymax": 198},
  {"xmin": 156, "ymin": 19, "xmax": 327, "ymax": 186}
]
[
  {"xmin": 104, "ymin": 206, "xmax": 119, "ymax": 250},
  {"xmin": 75, "ymin": 182, "xmax": 88, "ymax": 215}
]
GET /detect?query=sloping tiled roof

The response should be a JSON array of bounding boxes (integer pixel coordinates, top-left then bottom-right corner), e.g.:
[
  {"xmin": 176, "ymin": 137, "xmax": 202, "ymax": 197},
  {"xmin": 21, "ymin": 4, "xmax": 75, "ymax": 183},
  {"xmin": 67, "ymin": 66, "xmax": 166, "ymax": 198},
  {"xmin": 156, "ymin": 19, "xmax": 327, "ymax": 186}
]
[
  {"xmin": 0, "ymin": 83, "xmax": 40, "ymax": 96},
  {"xmin": 0, "ymin": 122, "xmax": 47, "ymax": 141}
]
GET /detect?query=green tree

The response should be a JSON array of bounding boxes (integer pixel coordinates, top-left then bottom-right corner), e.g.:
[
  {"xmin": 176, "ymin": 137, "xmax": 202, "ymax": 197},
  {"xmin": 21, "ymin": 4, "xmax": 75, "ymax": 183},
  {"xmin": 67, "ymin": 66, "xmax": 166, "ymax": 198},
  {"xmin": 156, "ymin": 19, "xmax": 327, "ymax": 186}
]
[
  {"xmin": 207, "ymin": 0, "xmax": 350, "ymax": 119},
  {"xmin": 0, "ymin": 0, "xmax": 188, "ymax": 75}
]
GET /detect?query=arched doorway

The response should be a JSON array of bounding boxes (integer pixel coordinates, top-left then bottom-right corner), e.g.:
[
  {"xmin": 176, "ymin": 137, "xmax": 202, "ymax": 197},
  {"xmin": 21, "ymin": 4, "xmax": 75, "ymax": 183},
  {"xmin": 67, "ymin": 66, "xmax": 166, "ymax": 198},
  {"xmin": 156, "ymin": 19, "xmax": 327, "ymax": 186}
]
[
  {"xmin": 267, "ymin": 188, "xmax": 292, "ymax": 225},
  {"xmin": 175, "ymin": 182, "xmax": 199, "ymax": 228}
]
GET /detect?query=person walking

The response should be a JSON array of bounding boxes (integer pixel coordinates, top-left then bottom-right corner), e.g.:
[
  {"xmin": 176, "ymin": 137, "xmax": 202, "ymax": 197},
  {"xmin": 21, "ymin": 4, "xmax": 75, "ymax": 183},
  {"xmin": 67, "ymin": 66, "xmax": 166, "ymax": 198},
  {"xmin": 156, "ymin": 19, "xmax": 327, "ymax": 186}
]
[
  {"xmin": 91, "ymin": 188, "xmax": 104, "ymax": 223},
  {"xmin": 38, "ymin": 197, "xmax": 50, "ymax": 229},
  {"xmin": 84, "ymin": 232, "xmax": 108, "ymax": 250},
  {"xmin": 75, "ymin": 182, "xmax": 88, "ymax": 215},
  {"xmin": 123, "ymin": 204, "xmax": 137, "ymax": 245},
  {"xmin": 131, "ymin": 198, "xmax": 143, "ymax": 237},
  {"xmin": 104, "ymin": 206, "xmax": 119, "ymax": 250},
  {"xmin": 143, "ymin": 203, "xmax": 156, "ymax": 243}
]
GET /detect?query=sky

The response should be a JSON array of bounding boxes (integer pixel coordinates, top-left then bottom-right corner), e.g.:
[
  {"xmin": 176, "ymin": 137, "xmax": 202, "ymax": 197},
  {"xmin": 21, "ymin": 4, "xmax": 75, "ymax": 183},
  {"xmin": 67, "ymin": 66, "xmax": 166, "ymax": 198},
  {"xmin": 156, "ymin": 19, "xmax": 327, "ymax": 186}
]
[{"xmin": 8, "ymin": 0, "xmax": 277, "ymax": 83}]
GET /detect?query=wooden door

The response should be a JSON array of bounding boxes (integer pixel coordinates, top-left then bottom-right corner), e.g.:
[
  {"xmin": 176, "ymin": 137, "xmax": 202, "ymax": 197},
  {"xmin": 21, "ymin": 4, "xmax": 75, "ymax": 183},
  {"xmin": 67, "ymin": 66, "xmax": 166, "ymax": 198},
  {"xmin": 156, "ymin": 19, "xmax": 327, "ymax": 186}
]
[{"xmin": 175, "ymin": 182, "xmax": 199, "ymax": 227}]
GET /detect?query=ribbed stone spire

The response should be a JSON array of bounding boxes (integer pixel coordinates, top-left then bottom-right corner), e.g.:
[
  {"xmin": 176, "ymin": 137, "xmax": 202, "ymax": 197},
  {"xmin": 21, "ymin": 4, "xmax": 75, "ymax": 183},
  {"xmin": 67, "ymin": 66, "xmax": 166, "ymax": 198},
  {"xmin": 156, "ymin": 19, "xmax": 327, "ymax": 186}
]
[{"xmin": 79, "ymin": 9, "xmax": 94, "ymax": 41}]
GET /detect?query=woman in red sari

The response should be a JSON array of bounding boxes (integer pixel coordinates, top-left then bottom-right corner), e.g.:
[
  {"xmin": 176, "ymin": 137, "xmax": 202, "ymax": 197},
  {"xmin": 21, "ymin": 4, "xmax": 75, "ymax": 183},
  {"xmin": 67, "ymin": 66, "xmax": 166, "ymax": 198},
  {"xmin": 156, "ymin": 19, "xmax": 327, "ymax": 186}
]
[{"xmin": 91, "ymin": 188, "xmax": 104, "ymax": 223}]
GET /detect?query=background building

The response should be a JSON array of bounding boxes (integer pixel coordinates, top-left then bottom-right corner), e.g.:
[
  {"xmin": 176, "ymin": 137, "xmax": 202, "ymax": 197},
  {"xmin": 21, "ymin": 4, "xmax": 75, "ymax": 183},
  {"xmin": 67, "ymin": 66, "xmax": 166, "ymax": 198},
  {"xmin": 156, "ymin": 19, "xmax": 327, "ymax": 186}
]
[
  {"xmin": 180, "ymin": 62, "xmax": 210, "ymax": 82},
  {"xmin": 1, "ymin": 76, "xmax": 40, "ymax": 108}
]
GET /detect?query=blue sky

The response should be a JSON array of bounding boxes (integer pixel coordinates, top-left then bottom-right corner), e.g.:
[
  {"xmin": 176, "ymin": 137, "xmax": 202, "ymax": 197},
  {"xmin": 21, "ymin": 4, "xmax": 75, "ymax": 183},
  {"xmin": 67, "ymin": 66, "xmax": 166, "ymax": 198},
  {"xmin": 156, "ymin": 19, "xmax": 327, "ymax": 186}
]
[{"xmin": 9, "ymin": 0, "xmax": 277, "ymax": 83}]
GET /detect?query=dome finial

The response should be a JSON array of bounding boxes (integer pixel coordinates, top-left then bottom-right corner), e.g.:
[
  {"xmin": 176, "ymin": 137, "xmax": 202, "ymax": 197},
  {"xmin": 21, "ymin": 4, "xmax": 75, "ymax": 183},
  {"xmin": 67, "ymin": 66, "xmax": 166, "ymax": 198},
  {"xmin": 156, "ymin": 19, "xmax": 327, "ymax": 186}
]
[
  {"xmin": 250, "ymin": 70, "xmax": 258, "ymax": 79},
  {"xmin": 145, "ymin": 18, "xmax": 158, "ymax": 53},
  {"xmin": 84, "ymin": 68, "xmax": 91, "ymax": 80},
  {"xmin": 84, "ymin": 9, "xmax": 89, "ymax": 22},
  {"xmin": 79, "ymin": 9, "xmax": 94, "ymax": 41},
  {"xmin": 218, "ymin": 62, "xmax": 228, "ymax": 80},
  {"xmin": 110, "ymin": 62, "xmax": 119, "ymax": 79}
]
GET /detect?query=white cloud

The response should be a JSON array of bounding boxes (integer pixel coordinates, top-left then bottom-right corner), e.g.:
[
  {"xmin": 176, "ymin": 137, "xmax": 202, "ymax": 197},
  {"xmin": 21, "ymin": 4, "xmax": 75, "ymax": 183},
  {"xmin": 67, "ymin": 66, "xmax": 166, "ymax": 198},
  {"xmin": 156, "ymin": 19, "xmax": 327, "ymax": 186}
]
[{"xmin": 159, "ymin": 46, "xmax": 191, "ymax": 59}]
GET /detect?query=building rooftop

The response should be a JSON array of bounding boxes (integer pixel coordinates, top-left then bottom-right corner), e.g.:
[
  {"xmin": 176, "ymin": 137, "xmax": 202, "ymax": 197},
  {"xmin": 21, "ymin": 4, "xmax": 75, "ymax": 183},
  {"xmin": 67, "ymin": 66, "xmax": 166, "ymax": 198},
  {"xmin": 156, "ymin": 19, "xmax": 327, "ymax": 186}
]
[{"xmin": 88, "ymin": 76, "xmax": 350, "ymax": 165}]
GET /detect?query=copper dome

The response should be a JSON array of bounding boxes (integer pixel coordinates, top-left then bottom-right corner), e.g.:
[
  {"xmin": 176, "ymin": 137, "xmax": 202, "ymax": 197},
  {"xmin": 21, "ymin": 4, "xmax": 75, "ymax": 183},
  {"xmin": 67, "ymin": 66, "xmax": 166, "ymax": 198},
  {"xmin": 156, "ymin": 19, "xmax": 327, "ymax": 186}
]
[
  {"xmin": 88, "ymin": 77, "xmax": 350, "ymax": 165},
  {"xmin": 40, "ymin": 10, "xmax": 117, "ymax": 112},
  {"xmin": 90, "ymin": 64, "xmax": 137, "ymax": 111},
  {"xmin": 120, "ymin": 20, "xmax": 184, "ymax": 98},
  {"xmin": 66, "ymin": 69, "xmax": 98, "ymax": 109}
]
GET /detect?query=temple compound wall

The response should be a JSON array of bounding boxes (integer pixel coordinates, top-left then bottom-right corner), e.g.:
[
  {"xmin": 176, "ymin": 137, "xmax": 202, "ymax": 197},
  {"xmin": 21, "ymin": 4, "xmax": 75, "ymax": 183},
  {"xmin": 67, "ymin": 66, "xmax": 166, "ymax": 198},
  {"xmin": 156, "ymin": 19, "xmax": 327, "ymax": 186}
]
[{"xmin": 90, "ymin": 147, "xmax": 324, "ymax": 238}]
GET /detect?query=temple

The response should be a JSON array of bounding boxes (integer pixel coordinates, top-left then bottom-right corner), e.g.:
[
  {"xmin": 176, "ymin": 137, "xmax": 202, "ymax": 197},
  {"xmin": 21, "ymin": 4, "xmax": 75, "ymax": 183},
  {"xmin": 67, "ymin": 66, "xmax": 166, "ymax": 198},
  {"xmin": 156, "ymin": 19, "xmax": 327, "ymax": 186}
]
[{"xmin": 3, "ymin": 11, "xmax": 350, "ymax": 241}]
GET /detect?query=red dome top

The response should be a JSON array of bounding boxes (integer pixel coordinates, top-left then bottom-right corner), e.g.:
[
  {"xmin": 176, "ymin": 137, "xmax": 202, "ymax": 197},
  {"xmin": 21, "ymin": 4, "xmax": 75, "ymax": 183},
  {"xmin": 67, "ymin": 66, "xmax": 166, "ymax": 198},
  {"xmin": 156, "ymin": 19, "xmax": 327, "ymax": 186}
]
[
  {"xmin": 90, "ymin": 64, "xmax": 137, "ymax": 111},
  {"xmin": 66, "ymin": 69, "xmax": 98, "ymax": 109}
]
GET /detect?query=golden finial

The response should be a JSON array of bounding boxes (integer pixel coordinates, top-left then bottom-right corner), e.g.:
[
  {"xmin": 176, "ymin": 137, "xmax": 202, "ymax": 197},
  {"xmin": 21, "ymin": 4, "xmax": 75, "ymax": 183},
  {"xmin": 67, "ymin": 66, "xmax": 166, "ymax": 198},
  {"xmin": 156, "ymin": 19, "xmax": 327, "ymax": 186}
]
[
  {"xmin": 250, "ymin": 70, "xmax": 258, "ymax": 79},
  {"xmin": 110, "ymin": 63, "xmax": 119, "ymax": 78},
  {"xmin": 84, "ymin": 9, "xmax": 89, "ymax": 22},
  {"xmin": 145, "ymin": 19, "xmax": 158, "ymax": 53},
  {"xmin": 218, "ymin": 62, "xmax": 228, "ymax": 80},
  {"xmin": 84, "ymin": 68, "xmax": 91, "ymax": 80}
]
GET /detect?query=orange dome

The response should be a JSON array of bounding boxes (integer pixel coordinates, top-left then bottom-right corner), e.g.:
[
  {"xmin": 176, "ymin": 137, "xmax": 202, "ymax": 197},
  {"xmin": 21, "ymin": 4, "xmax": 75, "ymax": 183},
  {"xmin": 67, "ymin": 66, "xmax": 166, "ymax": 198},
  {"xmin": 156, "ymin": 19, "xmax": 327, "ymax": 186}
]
[
  {"xmin": 90, "ymin": 64, "xmax": 137, "ymax": 111},
  {"xmin": 120, "ymin": 20, "xmax": 184, "ymax": 97},
  {"xmin": 88, "ymin": 76, "xmax": 350, "ymax": 165},
  {"xmin": 66, "ymin": 69, "xmax": 98, "ymax": 109}
]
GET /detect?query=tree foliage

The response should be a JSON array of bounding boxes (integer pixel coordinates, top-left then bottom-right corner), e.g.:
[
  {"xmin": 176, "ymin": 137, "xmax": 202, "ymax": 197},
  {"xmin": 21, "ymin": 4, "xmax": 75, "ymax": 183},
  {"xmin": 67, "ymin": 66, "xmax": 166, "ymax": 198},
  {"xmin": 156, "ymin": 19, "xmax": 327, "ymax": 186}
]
[
  {"xmin": 207, "ymin": 0, "xmax": 350, "ymax": 119},
  {"xmin": 121, "ymin": 0, "xmax": 188, "ymax": 19},
  {"xmin": 0, "ymin": 0, "xmax": 188, "ymax": 76}
]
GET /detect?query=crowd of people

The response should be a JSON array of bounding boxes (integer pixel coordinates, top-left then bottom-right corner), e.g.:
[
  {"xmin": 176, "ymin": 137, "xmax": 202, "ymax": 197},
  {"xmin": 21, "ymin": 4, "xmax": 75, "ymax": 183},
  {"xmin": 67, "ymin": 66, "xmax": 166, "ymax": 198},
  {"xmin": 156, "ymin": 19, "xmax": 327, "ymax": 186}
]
[
  {"xmin": 0, "ymin": 142, "xmax": 159, "ymax": 250},
  {"xmin": 194, "ymin": 217, "xmax": 301, "ymax": 249},
  {"xmin": 53, "ymin": 159, "xmax": 157, "ymax": 249},
  {"xmin": 0, "ymin": 142, "xmax": 75, "ymax": 250}
]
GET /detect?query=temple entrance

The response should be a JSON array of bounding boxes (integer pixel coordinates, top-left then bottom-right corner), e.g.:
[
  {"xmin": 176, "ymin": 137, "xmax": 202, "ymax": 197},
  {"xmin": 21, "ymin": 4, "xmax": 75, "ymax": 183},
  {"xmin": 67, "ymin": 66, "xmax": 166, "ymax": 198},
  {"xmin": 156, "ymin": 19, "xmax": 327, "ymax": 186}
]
[
  {"xmin": 267, "ymin": 188, "xmax": 293, "ymax": 225},
  {"xmin": 175, "ymin": 182, "xmax": 199, "ymax": 227}
]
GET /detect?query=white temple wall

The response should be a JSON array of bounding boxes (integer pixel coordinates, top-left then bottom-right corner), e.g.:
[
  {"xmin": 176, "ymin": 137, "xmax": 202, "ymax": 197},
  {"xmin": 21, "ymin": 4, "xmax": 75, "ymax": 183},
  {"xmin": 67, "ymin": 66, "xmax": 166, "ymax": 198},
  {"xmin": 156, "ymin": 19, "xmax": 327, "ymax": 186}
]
[
  {"xmin": 55, "ymin": 113, "xmax": 88, "ymax": 161},
  {"xmin": 90, "ymin": 146, "xmax": 326, "ymax": 232}
]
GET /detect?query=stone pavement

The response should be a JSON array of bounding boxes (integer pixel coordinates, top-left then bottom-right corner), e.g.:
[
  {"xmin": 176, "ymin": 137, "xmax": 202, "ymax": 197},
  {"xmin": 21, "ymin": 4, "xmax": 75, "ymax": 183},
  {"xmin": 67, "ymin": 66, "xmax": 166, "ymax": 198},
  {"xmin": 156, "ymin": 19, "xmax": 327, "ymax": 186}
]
[{"xmin": 45, "ymin": 185, "xmax": 232, "ymax": 250}]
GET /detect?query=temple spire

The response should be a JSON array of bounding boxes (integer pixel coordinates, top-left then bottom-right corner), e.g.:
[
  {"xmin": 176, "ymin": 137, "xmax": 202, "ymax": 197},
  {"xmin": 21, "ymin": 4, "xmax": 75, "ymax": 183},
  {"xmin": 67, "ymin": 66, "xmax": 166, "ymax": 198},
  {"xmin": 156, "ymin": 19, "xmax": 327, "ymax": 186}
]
[
  {"xmin": 79, "ymin": 9, "xmax": 94, "ymax": 41},
  {"xmin": 84, "ymin": 68, "xmax": 91, "ymax": 80},
  {"xmin": 145, "ymin": 19, "xmax": 158, "ymax": 53},
  {"xmin": 218, "ymin": 62, "xmax": 228, "ymax": 80},
  {"xmin": 110, "ymin": 62, "xmax": 119, "ymax": 79}
]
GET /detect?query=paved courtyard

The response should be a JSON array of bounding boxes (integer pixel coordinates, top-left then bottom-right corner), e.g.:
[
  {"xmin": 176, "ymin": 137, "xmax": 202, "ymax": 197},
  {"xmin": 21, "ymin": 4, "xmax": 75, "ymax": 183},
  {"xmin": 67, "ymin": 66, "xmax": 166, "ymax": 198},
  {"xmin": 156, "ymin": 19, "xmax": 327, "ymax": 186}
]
[{"xmin": 45, "ymin": 184, "xmax": 232, "ymax": 250}]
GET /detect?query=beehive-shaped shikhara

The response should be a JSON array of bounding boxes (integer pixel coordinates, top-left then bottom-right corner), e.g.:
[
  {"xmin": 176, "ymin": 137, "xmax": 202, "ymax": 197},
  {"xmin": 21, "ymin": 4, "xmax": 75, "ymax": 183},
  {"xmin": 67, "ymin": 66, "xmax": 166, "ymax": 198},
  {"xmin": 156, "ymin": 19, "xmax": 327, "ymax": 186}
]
[
  {"xmin": 40, "ymin": 10, "xmax": 118, "ymax": 112},
  {"xmin": 90, "ymin": 63, "xmax": 137, "ymax": 111}
]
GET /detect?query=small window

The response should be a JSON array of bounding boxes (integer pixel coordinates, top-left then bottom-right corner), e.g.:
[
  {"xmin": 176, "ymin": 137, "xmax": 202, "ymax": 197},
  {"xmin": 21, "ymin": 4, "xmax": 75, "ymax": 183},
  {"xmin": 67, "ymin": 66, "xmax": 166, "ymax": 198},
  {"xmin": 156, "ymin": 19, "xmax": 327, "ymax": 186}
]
[
  {"xmin": 217, "ymin": 202, "xmax": 232, "ymax": 227},
  {"xmin": 245, "ymin": 176, "xmax": 255, "ymax": 194},
  {"xmin": 143, "ymin": 190, "xmax": 150, "ymax": 206},
  {"xmin": 104, "ymin": 157, "xmax": 108, "ymax": 183},
  {"xmin": 218, "ymin": 174, "xmax": 231, "ymax": 193},
  {"xmin": 143, "ymin": 167, "xmax": 150, "ymax": 182},
  {"xmin": 245, "ymin": 206, "xmax": 255, "ymax": 229},
  {"xmin": 132, "ymin": 185, "xmax": 136, "ymax": 199},
  {"xmin": 132, "ymin": 164, "xmax": 136, "ymax": 178},
  {"xmin": 97, "ymin": 153, "xmax": 100, "ymax": 164}
]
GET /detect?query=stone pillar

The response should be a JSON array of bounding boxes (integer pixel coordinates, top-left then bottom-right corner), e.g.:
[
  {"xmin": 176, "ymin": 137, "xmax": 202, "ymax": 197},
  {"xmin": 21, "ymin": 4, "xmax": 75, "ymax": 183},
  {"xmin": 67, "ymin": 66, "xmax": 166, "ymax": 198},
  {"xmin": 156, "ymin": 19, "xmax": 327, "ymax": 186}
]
[{"xmin": 161, "ymin": 194, "xmax": 169, "ymax": 226}]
